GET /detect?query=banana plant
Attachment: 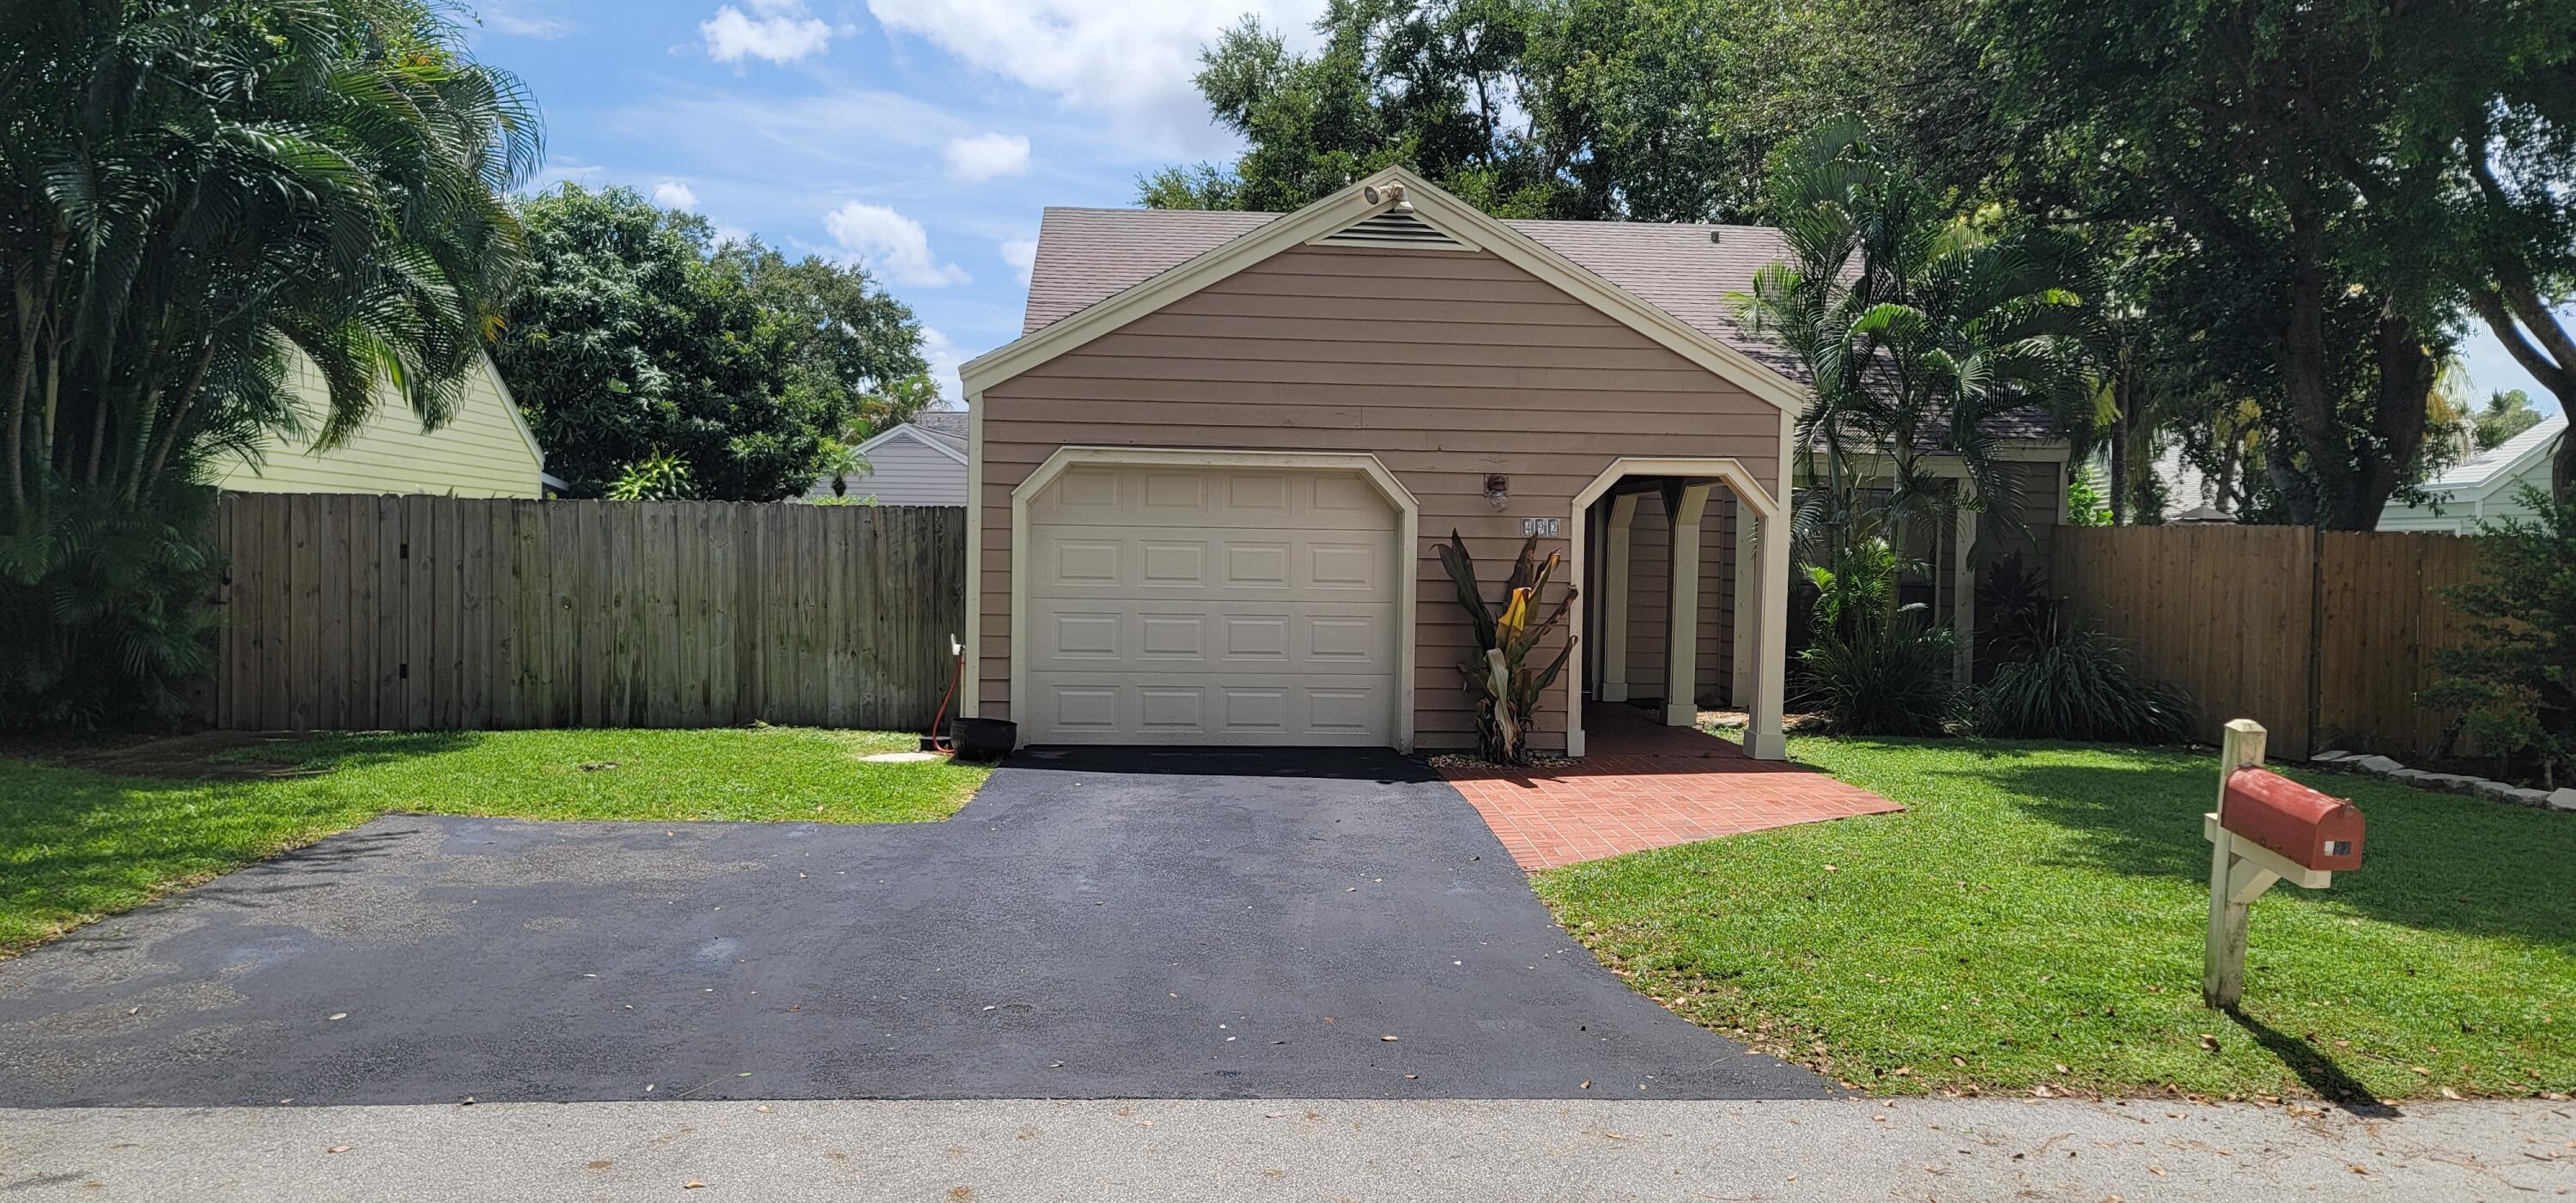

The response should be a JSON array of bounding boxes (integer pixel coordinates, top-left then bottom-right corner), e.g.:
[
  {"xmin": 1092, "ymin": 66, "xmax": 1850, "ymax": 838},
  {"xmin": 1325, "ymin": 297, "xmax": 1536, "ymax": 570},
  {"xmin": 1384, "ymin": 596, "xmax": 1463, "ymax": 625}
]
[{"xmin": 1435, "ymin": 531, "xmax": 1578, "ymax": 764}]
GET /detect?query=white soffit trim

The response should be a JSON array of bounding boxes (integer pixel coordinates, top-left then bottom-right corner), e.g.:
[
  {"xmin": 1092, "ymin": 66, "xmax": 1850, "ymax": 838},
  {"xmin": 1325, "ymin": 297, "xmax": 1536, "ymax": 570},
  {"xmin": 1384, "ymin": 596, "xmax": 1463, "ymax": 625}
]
[
  {"xmin": 962, "ymin": 393, "xmax": 985, "ymax": 718},
  {"xmin": 959, "ymin": 167, "xmax": 1807, "ymax": 416}
]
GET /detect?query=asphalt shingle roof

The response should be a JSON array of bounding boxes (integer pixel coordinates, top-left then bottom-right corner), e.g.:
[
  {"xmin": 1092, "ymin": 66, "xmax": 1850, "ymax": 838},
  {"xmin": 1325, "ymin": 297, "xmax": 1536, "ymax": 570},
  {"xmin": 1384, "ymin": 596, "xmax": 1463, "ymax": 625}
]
[
  {"xmin": 2421, "ymin": 413, "xmax": 2566, "ymax": 496},
  {"xmin": 908, "ymin": 409, "xmax": 969, "ymax": 453},
  {"xmin": 1017, "ymin": 206, "xmax": 2062, "ymax": 444}
]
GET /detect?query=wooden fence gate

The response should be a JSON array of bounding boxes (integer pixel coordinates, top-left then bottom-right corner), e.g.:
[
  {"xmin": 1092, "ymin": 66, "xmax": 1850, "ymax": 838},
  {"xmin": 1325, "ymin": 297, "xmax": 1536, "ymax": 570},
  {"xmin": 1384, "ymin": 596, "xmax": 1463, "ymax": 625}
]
[
  {"xmin": 203, "ymin": 495, "xmax": 968, "ymax": 732},
  {"xmin": 2050, "ymin": 526, "xmax": 2489, "ymax": 759}
]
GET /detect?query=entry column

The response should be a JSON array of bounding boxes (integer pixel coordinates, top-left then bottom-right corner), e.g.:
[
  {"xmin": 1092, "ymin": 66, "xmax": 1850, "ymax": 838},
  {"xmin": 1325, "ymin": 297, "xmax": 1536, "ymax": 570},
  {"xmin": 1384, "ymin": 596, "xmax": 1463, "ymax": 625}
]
[
  {"xmin": 1595, "ymin": 495, "xmax": 1638, "ymax": 702},
  {"xmin": 1662, "ymin": 483, "xmax": 1711, "ymax": 726}
]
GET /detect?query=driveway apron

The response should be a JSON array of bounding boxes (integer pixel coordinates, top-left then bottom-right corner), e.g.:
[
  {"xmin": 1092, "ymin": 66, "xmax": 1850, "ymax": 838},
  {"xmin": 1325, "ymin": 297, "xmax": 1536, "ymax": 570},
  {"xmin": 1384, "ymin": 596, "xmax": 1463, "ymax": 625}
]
[{"xmin": 0, "ymin": 747, "xmax": 1826, "ymax": 1105}]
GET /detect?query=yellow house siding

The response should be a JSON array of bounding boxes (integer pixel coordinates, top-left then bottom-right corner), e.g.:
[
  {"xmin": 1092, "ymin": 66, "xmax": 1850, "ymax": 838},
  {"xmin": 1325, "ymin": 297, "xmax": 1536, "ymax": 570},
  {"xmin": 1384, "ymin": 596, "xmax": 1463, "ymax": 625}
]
[{"xmin": 216, "ymin": 353, "xmax": 544, "ymax": 498}]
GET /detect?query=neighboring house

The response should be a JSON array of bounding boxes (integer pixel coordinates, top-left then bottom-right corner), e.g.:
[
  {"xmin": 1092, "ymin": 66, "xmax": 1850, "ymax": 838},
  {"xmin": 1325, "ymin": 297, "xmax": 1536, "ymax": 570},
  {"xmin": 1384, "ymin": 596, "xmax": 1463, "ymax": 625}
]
[
  {"xmin": 806, "ymin": 410, "xmax": 969, "ymax": 504},
  {"xmin": 2378, "ymin": 413, "xmax": 2566, "ymax": 533},
  {"xmin": 216, "ymin": 351, "xmax": 553, "ymax": 498},
  {"xmin": 957, "ymin": 168, "xmax": 2069, "ymax": 761}
]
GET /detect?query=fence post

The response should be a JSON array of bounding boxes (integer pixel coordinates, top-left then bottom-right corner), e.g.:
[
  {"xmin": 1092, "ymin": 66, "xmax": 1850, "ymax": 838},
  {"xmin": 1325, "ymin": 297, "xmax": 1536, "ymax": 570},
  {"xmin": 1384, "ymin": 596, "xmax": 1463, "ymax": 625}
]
[{"xmin": 2203, "ymin": 719, "xmax": 2267, "ymax": 1009}]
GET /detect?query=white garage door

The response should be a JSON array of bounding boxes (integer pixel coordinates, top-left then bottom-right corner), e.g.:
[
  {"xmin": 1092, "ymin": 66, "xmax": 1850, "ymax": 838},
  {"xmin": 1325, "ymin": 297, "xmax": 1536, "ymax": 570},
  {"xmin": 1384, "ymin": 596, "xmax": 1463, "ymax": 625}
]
[{"xmin": 1023, "ymin": 464, "xmax": 1400, "ymax": 745}]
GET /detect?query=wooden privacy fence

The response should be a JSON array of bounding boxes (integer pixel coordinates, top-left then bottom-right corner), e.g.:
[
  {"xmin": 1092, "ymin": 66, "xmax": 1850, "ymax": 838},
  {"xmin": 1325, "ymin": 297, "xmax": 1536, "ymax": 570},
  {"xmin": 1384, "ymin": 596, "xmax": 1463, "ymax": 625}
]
[
  {"xmin": 204, "ymin": 495, "xmax": 968, "ymax": 732},
  {"xmin": 2050, "ymin": 526, "xmax": 2489, "ymax": 759}
]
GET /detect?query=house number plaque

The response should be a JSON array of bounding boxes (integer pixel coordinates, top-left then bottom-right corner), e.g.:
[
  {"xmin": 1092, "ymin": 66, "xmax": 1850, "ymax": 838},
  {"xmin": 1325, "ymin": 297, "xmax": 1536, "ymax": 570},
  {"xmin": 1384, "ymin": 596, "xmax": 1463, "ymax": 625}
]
[{"xmin": 1522, "ymin": 517, "xmax": 1561, "ymax": 538}]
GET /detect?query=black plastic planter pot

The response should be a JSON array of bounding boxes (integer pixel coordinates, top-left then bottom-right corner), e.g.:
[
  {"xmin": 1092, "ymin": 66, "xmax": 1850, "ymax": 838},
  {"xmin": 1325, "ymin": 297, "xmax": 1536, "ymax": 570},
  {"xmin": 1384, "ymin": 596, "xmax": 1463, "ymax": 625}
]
[{"xmin": 949, "ymin": 717, "xmax": 1018, "ymax": 762}]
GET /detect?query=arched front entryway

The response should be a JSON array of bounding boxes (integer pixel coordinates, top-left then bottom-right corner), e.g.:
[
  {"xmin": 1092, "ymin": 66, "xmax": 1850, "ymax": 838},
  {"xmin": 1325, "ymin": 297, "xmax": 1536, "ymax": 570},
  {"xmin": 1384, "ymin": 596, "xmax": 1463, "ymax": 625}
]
[{"xmin": 1564, "ymin": 459, "xmax": 1789, "ymax": 760}]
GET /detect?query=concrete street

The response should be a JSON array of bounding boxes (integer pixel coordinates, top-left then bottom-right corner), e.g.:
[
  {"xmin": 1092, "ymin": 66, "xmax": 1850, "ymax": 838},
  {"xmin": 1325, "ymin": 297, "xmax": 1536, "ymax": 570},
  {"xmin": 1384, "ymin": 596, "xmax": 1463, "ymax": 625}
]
[{"xmin": 6, "ymin": 1097, "xmax": 2569, "ymax": 1201}]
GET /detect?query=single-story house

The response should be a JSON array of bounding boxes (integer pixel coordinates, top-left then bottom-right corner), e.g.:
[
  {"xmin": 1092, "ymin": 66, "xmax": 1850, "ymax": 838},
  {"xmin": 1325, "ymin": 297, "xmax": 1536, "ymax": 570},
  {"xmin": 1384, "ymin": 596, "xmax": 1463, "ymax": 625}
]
[
  {"xmin": 957, "ymin": 168, "xmax": 2064, "ymax": 760},
  {"xmin": 807, "ymin": 410, "xmax": 969, "ymax": 503},
  {"xmin": 2379, "ymin": 413, "xmax": 2566, "ymax": 533},
  {"xmin": 216, "ymin": 351, "xmax": 555, "ymax": 498}
]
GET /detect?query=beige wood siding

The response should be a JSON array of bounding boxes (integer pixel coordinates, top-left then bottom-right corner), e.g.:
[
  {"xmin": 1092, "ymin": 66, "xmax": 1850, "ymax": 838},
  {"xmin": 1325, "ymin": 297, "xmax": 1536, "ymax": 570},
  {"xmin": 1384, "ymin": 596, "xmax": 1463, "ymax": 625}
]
[
  {"xmin": 1619, "ymin": 489, "xmax": 1740, "ymax": 708},
  {"xmin": 1624, "ymin": 496, "xmax": 1670, "ymax": 696},
  {"xmin": 980, "ymin": 244, "xmax": 1783, "ymax": 751},
  {"xmin": 216, "ymin": 354, "xmax": 543, "ymax": 498}
]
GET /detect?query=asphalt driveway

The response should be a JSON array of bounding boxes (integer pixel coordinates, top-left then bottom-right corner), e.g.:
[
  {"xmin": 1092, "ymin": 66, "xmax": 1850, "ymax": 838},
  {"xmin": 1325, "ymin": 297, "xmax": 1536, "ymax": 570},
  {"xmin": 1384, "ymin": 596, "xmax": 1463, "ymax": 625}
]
[{"xmin": 0, "ymin": 747, "xmax": 1826, "ymax": 1106}]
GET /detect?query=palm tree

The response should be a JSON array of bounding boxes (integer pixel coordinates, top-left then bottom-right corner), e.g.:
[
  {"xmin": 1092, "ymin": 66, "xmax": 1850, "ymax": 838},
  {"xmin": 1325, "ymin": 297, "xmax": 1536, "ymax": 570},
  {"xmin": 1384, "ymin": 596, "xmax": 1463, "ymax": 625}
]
[
  {"xmin": 3, "ymin": 0, "xmax": 540, "ymax": 511},
  {"xmin": 1, "ymin": 0, "xmax": 540, "ymax": 726},
  {"xmin": 1733, "ymin": 121, "xmax": 2092, "ymax": 592}
]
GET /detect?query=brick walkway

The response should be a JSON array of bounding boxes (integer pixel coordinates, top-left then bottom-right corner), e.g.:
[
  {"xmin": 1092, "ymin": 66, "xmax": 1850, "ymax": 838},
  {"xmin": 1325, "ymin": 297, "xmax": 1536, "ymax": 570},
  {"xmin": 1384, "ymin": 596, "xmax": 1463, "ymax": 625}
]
[{"xmin": 1438, "ymin": 704, "xmax": 1903, "ymax": 870}]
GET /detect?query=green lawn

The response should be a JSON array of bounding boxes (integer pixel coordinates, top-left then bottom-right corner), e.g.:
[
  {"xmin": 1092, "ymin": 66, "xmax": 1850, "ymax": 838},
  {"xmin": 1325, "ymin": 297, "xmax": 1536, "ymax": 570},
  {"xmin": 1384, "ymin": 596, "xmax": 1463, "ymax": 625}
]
[
  {"xmin": 0, "ymin": 727, "xmax": 988, "ymax": 959},
  {"xmin": 1535, "ymin": 736, "xmax": 2575, "ymax": 1103}
]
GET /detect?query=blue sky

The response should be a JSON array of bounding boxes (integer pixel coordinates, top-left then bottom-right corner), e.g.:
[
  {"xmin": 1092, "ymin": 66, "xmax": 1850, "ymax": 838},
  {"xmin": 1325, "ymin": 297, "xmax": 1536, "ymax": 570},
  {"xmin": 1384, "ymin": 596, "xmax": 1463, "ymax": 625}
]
[
  {"xmin": 464, "ymin": 0, "xmax": 2561, "ymax": 416},
  {"xmin": 464, "ymin": 0, "xmax": 1327, "ymax": 402}
]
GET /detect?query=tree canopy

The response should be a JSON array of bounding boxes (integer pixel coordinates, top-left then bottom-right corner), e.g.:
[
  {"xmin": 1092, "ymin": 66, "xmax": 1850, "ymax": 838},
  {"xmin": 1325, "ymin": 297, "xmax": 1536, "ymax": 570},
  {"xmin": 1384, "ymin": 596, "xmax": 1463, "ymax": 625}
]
[
  {"xmin": 493, "ymin": 185, "xmax": 929, "ymax": 501},
  {"xmin": 1150, "ymin": 0, "xmax": 2576, "ymax": 522},
  {"xmin": 2, "ymin": 0, "xmax": 538, "ymax": 726}
]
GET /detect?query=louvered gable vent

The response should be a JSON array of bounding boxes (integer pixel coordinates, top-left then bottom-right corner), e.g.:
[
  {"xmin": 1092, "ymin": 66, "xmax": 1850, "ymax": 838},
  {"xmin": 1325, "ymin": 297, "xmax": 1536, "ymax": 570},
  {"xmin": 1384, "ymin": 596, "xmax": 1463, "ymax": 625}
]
[{"xmin": 1318, "ymin": 210, "xmax": 1467, "ymax": 250}]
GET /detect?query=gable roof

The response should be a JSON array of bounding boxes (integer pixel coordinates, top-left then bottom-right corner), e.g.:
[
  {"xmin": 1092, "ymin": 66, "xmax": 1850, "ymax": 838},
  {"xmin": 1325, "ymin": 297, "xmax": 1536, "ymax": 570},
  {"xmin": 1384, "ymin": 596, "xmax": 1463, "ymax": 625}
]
[
  {"xmin": 1013, "ymin": 204, "xmax": 1801, "ymax": 380},
  {"xmin": 855, "ymin": 416, "xmax": 969, "ymax": 465},
  {"xmin": 2418, "ymin": 413, "xmax": 2565, "ymax": 501},
  {"xmin": 1006, "ymin": 201, "xmax": 2070, "ymax": 442},
  {"xmin": 908, "ymin": 409, "xmax": 969, "ymax": 452},
  {"xmin": 964, "ymin": 167, "xmax": 1807, "ymax": 414}
]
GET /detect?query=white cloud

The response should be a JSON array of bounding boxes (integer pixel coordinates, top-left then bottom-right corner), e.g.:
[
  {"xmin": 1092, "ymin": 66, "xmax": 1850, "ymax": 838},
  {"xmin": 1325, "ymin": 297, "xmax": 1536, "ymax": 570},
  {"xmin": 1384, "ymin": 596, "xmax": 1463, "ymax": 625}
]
[
  {"xmin": 921, "ymin": 326, "xmax": 967, "ymax": 401},
  {"xmin": 824, "ymin": 203, "xmax": 969, "ymax": 288},
  {"xmin": 702, "ymin": 0, "xmax": 834, "ymax": 65},
  {"xmin": 943, "ymin": 132, "xmax": 1032, "ymax": 181},
  {"xmin": 999, "ymin": 236, "xmax": 1039, "ymax": 286},
  {"xmin": 485, "ymin": 8, "xmax": 577, "ymax": 39},
  {"xmin": 652, "ymin": 180, "xmax": 701, "ymax": 210},
  {"xmin": 866, "ymin": 0, "xmax": 1327, "ymax": 141}
]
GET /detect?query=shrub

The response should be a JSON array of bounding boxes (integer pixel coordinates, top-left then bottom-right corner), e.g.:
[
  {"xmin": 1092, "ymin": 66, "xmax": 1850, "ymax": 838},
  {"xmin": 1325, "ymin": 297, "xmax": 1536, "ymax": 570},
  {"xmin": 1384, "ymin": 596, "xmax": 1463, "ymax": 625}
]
[
  {"xmin": 1975, "ymin": 550, "xmax": 2054, "ymax": 669},
  {"xmin": 0, "ymin": 484, "xmax": 224, "ymax": 731},
  {"xmin": 1434, "ymin": 530, "xmax": 1577, "ymax": 764},
  {"xmin": 1978, "ymin": 621, "xmax": 2194, "ymax": 744},
  {"xmin": 2422, "ymin": 487, "xmax": 2575, "ymax": 787},
  {"xmin": 1799, "ymin": 615, "xmax": 1965, "ymax": 736}
]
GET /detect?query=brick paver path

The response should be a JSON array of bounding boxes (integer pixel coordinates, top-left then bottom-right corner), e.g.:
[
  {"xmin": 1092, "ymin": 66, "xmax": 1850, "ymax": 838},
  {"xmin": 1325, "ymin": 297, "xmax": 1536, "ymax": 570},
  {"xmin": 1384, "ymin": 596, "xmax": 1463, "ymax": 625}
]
[{"xmin": 1440, "ymin": 704, "xmax": 1903, "ymax": 870}]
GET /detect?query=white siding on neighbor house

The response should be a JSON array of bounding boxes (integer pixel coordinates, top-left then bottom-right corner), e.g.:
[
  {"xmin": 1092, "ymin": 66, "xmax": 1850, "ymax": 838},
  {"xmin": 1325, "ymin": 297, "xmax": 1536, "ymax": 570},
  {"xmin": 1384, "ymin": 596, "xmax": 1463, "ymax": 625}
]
[
  {"xmin": 215, "ymin": 352, "xmax": 544, "ymax": 498},
  {"xmin": 2379, "ymin": 416, "xmax": 2564, "ymax": 533},
  {"xmin": 810, "ymin": 428, "xmax": 969, "ymax": 505},
  {"xmin": 2381, "ymin": 486, "xmax": 2553, "ymax": 533}
]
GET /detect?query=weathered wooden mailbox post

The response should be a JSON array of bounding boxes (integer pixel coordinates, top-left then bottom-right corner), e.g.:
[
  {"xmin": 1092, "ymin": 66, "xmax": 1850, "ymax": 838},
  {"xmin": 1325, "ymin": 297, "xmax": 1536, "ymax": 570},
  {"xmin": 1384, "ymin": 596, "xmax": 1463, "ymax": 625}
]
[{"xmin": 2203, "ymin": 720, "xmax": 2366, "ymax": 1009}]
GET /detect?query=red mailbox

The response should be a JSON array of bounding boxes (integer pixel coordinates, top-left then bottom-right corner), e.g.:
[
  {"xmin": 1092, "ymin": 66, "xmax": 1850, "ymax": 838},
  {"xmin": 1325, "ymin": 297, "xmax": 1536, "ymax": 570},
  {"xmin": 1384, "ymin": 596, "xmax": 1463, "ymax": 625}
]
[{"xmin": 2221, "ymin": 768, "xmax": 2363, "ymax": 872}]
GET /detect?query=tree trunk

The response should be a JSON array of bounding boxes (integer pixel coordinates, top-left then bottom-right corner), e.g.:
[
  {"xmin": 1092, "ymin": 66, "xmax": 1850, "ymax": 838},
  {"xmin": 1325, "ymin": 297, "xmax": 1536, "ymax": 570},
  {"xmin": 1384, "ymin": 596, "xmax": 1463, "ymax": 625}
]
[
  {"xmin": 2351, "ymin": 307, "xmax": 2434, "ymax": 527},
  {"xmin": 2271, "ymin": 218, "xmax": 2435, "ymax": 529},
  {"xmin": 2107, "ymin": 373, "xmax": 2130, "ymax": 526}
]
